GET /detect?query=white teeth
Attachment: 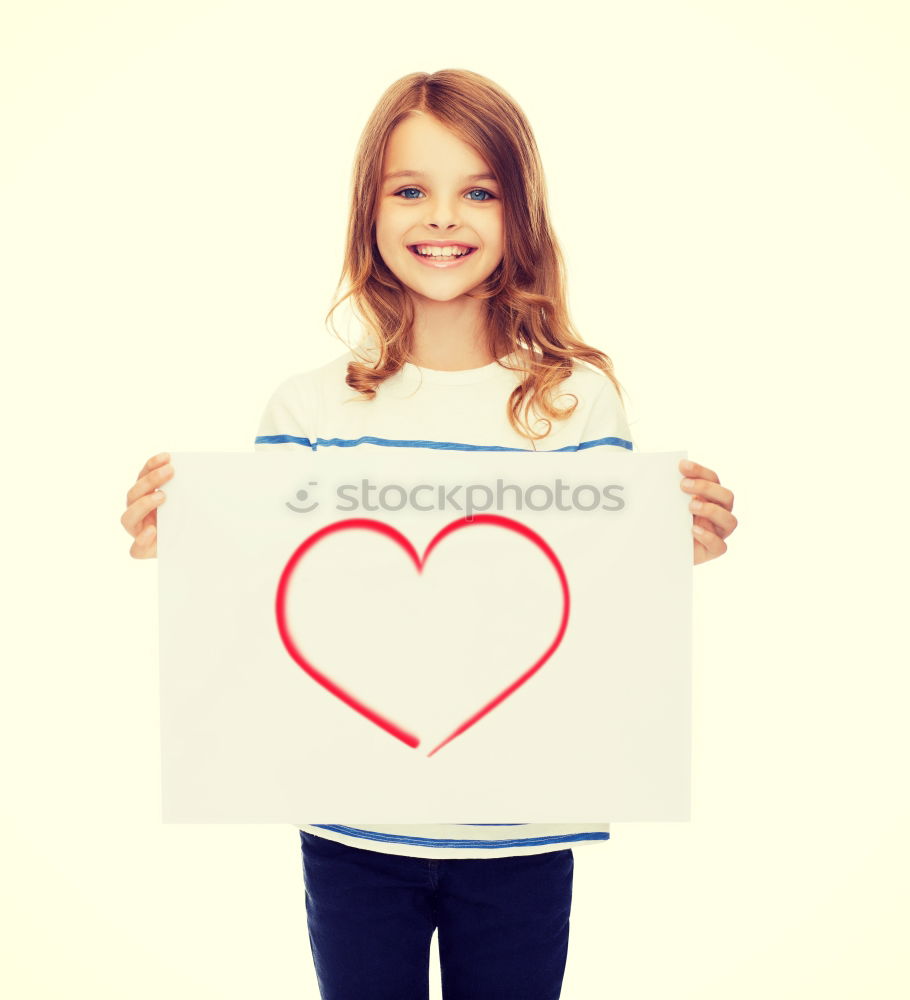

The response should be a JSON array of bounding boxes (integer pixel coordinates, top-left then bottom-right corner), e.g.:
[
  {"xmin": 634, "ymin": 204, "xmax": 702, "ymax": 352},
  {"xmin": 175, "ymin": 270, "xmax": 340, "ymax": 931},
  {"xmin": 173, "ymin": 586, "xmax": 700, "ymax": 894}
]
[{"xmin": 414, "ymin": 245, "xmax": 472, "ymax": 257}]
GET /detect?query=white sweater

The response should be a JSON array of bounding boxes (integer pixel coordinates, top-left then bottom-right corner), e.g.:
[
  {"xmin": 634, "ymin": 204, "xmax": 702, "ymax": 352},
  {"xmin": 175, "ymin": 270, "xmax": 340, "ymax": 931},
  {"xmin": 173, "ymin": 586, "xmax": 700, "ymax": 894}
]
[{"xmin": 255, "ymin": 347, "xmax": 634, "ymax": 858}]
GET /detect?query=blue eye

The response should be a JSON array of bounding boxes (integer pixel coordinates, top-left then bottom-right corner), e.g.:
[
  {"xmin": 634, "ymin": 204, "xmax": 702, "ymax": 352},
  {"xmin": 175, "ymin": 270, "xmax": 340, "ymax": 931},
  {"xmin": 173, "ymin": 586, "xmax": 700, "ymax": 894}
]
[{"xmin": 395, "ymin": 187, "xmax": 496, "ymax": 202}]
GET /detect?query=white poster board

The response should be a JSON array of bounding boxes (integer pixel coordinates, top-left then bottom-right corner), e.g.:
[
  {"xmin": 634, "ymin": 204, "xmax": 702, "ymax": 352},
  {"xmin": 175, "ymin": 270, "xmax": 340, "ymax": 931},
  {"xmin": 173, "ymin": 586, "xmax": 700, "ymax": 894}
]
[{"xmin": 158, "ymin": 449, "xmax": 691, "ymax": 823}]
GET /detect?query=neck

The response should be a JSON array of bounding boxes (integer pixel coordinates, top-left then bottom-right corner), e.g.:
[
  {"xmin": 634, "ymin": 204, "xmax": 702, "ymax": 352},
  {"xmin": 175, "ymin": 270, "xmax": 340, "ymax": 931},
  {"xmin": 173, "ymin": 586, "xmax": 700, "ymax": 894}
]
[{"xmin": 406, "ymin": 294, "xmax": 494, "ymax": 371}]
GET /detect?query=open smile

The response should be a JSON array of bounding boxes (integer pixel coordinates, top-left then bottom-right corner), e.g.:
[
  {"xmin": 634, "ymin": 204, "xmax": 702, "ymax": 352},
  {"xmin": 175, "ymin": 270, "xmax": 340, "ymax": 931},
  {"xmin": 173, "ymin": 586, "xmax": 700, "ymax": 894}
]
[{"xmin": 407, "ymin": 245, "xmax": 478, "ymax": 268}]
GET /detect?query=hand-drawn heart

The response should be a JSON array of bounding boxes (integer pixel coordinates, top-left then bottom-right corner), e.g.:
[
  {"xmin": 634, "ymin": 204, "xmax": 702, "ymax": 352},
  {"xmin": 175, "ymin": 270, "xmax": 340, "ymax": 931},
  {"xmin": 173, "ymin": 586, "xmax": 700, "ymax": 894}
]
[{"xmin": 275, "ymin": 514, "xmax": 570, "ymax": 756}]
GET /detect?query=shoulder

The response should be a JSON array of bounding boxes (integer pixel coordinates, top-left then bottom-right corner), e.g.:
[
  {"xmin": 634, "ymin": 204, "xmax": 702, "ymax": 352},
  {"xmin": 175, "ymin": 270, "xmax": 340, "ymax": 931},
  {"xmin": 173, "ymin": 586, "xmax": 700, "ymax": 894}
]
[
  {"xmin": 263, "ymin": 349, "xmax": 356, "ymax": 403},
  {"xmin": 255, "ymin": 348, "xmax": 366, "ymax": 449},
  {"xmin": 561, "ymin": 361, "xmax": 633, "ymax": 450},
  {"xmin": 555, "ymin": 360, "xmax": 625, "ymax": 412}
]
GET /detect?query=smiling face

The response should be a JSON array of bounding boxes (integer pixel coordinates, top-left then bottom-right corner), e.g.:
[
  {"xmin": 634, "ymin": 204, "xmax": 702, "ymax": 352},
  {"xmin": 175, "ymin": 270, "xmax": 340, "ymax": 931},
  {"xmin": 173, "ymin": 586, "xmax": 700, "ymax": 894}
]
[{"xmin": 375, "ymin": 112, "xmax": 504, "ymax": 306}]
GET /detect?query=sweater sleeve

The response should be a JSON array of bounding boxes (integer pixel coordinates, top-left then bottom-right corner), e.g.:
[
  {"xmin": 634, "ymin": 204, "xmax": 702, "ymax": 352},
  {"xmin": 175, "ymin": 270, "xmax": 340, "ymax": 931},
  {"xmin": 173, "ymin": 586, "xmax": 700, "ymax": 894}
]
[
  {"xmin": 579, "ymin": 378, "xmax": 634, "ymax": 452},
  {"xmin": 253, "ymin": 373, "xmax": 317, "ymax": 452}
]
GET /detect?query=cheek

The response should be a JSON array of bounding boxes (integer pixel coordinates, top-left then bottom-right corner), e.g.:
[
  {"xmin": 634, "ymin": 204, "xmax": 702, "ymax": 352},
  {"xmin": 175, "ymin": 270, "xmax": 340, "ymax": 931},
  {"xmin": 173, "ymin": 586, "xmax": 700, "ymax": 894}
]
[
  {"xmin": 483, "ymin": 229, "xmax": 505, "ymax": 257},
  {"xmin": 374, "ymin": 226, "xmax": 399, "ymax": 261},
  {"xmin": 375, "ymin": 210, "xmax": 406, "ymax": 247},
  {"xmin": 482, "ymin": 210, "xmax": 504, "ymax": 245}
]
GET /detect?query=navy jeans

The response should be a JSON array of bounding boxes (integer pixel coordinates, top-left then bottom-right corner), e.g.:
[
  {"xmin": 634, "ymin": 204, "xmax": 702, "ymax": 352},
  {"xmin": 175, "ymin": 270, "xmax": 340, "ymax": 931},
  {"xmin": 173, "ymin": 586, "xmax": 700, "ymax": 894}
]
[{"xmin": 300, "ymin": 831, "xmax": 574, "ymax": 1000}]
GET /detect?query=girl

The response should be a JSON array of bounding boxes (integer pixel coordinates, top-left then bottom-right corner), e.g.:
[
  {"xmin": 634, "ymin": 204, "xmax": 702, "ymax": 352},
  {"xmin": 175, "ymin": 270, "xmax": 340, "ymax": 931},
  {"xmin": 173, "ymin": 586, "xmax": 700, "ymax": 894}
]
[{"xmin": 121, "ymin": 69, "xmax": 737, "ymax": 1000}]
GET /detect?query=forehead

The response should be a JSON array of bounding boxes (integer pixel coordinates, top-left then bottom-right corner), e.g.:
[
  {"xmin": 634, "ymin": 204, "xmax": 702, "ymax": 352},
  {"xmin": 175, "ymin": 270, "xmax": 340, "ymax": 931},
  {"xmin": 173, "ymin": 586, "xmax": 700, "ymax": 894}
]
[{"xmin": 382, "ymin": 113, "xmax": 496, "ymax": 181}]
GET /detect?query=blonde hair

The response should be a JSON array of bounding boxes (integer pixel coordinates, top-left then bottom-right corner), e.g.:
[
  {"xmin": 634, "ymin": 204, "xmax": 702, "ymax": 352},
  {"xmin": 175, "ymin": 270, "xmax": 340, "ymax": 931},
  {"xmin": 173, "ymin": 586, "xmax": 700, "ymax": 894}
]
[{"xmin": 325, "ymin": 68, "xmax": 628, "ymax": 446}]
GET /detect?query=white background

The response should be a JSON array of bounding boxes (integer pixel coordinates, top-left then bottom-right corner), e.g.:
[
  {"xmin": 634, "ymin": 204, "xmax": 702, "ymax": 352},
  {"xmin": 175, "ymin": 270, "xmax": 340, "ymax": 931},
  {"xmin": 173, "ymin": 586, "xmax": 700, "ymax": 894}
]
[{"xmin": 2, "ymin": 1, "xmax": 907, "ymax": 997}]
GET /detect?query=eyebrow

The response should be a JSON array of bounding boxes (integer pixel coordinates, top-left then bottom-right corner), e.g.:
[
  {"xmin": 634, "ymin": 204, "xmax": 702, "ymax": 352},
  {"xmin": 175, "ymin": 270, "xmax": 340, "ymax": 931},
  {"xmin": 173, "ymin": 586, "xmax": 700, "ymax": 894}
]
[{"xmin": 383, "ymin": 170, "xmax": 498, "ymax": 183}]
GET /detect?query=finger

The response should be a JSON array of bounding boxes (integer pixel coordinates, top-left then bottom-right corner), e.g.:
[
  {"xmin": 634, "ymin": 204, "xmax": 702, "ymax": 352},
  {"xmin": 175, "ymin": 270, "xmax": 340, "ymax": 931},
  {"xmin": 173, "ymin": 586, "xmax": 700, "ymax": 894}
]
[
  {"xmin": 679, "ymin": 459, "xmax": 719, "ymax": 485},
  {"xmin": 136, "ymin": 451, "xmax": 170, "ymax": 484},
  {"xmin": 121, "ymin": 490, "xmax": 166, "ymax": 538},
  {"xmin": 692, "ymin": 522, "xmax": 727, "ymax": 564},
  {"xmin": 126, "ymin": 458, "xmax": 174, "ymax": 509},
  {"xmin": 121, "ymin": 489, "xmax": 167, "ymax": 538},
  {"xmin": 688, "ymin": 499, "xmax": 738, "ymax": 540},
  {"xmin": 129, "ymin": 523, "xmax": 157, "ymax": 559},
  {"xmin": 680, "ymin": 475, "xmax": 734, "ymax": 512}
]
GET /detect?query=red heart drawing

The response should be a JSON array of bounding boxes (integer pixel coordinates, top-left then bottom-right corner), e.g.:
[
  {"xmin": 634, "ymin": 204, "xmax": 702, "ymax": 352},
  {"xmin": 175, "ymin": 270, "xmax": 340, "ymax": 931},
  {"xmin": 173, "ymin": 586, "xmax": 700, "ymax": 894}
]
[{"xmin": 275, "ymin": 514, "xmax": 570, "ymax": 756}]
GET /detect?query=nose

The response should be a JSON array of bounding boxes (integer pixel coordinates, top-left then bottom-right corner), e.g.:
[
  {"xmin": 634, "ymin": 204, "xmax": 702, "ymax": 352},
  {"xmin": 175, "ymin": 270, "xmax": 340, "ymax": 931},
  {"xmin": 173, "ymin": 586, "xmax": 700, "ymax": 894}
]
[{"xmin": 422, "ymin": 197, "xmax": 465, "ymax": 231}]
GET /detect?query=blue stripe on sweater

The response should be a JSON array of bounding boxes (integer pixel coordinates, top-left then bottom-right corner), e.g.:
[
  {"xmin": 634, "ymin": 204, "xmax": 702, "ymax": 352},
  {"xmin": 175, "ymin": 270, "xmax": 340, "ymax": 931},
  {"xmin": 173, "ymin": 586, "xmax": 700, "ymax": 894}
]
[
  {"xmin": 308, "ymin": 823, "xmax": 609, "ymax": 848},
  {"xmin": 255, "ymin": 434, "xmax": 632, "ymax": 452}
]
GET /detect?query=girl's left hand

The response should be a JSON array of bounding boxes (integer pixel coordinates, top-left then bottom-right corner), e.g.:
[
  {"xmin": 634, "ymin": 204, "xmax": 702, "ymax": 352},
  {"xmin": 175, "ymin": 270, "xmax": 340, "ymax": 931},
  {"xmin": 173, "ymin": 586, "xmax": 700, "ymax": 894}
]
[{"xmin": 679, "ymin": 459, "xmax": 737, "ymax": 565}]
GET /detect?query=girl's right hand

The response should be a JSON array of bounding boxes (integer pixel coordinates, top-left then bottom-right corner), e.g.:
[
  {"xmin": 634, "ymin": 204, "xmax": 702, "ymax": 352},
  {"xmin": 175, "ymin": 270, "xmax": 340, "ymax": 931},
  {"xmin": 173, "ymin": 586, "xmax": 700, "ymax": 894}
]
[{"xmin": 121, "ymin": 452, "xmax": 173, "ymax": 559}]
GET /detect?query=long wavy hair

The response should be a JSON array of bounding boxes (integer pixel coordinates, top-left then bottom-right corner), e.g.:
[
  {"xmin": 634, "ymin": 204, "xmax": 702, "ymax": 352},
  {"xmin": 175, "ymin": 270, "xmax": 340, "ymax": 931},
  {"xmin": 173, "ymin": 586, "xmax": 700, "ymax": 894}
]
[{"xmin": 325, "ymin": 68, "xmax": 628, "ymax": 446}]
